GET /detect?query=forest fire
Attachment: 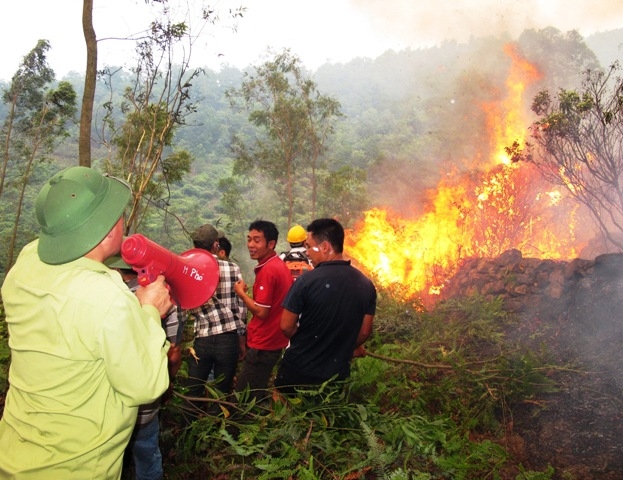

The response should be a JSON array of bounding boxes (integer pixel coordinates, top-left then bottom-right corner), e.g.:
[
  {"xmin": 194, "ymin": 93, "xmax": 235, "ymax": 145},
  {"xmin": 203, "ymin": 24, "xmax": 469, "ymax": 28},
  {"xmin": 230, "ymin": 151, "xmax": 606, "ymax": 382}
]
[{"xmin": 345, "ymin": 44, "xmax": 584, "ymax": 301}]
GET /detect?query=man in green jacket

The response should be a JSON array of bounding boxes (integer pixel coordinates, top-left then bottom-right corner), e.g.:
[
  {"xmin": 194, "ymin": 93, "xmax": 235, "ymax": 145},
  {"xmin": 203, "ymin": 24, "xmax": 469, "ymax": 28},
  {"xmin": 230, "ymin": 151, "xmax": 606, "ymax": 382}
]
[{"xmin": 0, "ymin": 167, "xmax": 173, "ymax": 479}]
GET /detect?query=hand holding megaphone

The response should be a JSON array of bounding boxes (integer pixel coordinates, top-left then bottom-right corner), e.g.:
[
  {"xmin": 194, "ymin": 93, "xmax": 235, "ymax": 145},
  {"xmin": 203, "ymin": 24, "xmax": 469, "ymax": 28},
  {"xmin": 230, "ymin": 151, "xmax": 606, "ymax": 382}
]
[
  {"xmin": 121, "ymin": 234, "xmax": 220, "ymax": 309},
  {"xmin": 135, "ymin": 274, "xmax": 174, "ymax": 317}
]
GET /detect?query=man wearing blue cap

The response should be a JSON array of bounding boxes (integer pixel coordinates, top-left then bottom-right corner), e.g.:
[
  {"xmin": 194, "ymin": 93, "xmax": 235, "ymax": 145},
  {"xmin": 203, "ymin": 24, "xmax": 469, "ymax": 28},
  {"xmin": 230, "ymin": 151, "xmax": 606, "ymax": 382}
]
[{"xmin": 0, "ymin": 166, "xmax": 173, "ymax": 479}]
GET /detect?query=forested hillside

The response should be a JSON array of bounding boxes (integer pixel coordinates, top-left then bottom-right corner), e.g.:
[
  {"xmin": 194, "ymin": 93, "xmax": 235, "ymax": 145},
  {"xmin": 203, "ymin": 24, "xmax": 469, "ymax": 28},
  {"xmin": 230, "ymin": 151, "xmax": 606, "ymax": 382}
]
[{"xmin": 0, "ymin": 26, "xmax": 620, "ymax": 281}]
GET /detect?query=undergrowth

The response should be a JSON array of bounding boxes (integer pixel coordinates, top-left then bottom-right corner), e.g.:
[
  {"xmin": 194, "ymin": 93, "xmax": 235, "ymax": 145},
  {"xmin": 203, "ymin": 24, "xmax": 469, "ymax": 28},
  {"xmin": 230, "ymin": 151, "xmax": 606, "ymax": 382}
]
[
  {"xmin": 153, "ymin": 292, "xmax": 561, "ymax": 479},
  {"xmin": 0, "ymin": 293, "xmax": 560, "ymax": 478}
]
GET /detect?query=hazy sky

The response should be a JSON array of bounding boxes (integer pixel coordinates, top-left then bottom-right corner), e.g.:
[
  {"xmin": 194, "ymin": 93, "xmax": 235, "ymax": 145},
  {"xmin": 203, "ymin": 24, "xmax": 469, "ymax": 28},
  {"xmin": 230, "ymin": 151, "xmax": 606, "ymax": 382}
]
[{"xmin": 2, "ymin": 0, "xmax": 623, "ymax": 82}]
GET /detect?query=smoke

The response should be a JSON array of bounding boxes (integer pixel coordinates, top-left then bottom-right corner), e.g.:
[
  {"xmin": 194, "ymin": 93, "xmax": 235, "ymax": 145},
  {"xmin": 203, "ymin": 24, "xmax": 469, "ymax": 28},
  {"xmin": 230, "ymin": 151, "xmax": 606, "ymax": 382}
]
[{"xmin": 348, "ymin": 0, "xmax": 623, "ymax": 47}]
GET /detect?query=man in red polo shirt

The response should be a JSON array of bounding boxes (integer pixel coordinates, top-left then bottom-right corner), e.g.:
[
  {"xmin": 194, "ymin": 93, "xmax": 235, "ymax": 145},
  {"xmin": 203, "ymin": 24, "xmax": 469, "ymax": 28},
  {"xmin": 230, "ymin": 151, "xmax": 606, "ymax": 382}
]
[{"xmin": 234, "ymin": 220, "xmax": 293, "ymax": 403}]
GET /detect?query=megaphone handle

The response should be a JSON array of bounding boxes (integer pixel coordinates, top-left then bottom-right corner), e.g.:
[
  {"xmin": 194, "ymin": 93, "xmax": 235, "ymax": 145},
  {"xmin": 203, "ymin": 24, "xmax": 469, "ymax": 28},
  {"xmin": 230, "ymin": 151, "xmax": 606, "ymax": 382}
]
[{"xmin": 166, "ymin": 283, "xmax": 182, "ymax": 311}]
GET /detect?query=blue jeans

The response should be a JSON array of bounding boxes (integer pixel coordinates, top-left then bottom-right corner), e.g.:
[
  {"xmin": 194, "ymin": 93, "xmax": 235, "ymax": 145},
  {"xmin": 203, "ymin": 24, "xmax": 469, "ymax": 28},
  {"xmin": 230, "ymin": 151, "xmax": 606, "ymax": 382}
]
[{"xmin": 129, "ymin": 416, "xmax": 162, "ymax": 480}]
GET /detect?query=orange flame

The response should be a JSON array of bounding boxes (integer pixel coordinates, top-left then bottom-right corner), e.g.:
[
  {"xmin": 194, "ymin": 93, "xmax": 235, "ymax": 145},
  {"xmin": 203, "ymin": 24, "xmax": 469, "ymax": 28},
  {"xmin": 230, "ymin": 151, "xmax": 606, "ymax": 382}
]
[
  {"xmin": 345, "ymin": 44, "xmax": 583, "ymax": 301},
  {"xmin": 483, "ymin": 43, "xmax": 542, "ymax": 167}
]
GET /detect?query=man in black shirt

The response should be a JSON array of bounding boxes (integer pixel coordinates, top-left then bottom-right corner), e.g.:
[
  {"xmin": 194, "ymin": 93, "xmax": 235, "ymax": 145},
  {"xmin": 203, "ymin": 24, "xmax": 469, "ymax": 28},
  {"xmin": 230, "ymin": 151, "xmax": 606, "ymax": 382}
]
[{"xmin": 275, "ymin": 218, "xmax": 377, "ymax": 396}]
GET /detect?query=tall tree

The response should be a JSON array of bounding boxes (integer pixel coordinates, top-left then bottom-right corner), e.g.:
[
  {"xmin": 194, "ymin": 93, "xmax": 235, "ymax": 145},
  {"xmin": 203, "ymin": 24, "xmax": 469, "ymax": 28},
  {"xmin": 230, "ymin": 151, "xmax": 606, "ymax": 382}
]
[
  {"xmin": 101, "ymin": 16, "xmax": 200, "ymax": 235},
  {"xmin": 79, "ymin": 0, "xmax": 96, "ymax": 167},
  {"xmin": 0, "ymin": 40, "xmax": 54, "ymax": 198},
  {"xmin": 226, "ymin": 50, "xmax": 307, "ymax": 227},
  {"xmin": 98, "ymin": 2, "xmax": 244, "ymax": 236},
  {"xmin": 1, "ymin": 65, "xmax": 76, "ymax": 270},
  {"xmin": 226, "ymin": 49, "xmax": 342, "ymax": 226},
  {"xmin": 517, "ymin": 62, "xmax": 623, "ymax": 251}
]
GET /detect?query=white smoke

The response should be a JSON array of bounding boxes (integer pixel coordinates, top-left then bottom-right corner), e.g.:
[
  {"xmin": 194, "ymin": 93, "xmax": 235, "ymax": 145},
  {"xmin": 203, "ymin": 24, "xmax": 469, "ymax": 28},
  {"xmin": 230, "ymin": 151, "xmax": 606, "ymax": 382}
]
[{"xmin": 348, "ymin": 0, "xmax": 623, "ymax": 47}]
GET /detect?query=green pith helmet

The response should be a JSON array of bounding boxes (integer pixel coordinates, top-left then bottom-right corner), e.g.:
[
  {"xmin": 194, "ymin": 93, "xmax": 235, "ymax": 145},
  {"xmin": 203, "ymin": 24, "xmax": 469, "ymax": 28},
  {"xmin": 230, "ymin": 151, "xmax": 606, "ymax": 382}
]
[{"xmin": 36, "ymin": 166, "xmax": 131, "ymax": 265}]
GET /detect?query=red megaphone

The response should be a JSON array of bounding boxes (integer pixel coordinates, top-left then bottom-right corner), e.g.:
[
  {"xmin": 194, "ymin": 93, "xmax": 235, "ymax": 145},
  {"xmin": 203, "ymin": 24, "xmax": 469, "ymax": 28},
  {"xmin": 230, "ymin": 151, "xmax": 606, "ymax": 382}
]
[{"xmin": 121, "ymin": 234, "xmax": 219, "ymax": 309}]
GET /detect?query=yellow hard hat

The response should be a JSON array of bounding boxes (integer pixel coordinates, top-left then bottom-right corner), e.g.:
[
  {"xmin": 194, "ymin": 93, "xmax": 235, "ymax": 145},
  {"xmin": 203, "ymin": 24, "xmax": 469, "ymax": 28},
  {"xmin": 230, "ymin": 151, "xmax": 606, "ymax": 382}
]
[{"xmin": 287, "ymin": 225, "xmax": 307, "ymax": 243}]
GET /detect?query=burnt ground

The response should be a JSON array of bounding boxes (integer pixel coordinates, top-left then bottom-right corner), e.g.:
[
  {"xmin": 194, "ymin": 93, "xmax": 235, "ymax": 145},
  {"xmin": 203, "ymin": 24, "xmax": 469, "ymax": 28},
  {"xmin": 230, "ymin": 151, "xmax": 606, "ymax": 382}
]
[
  {"xmin": 510, "ymin": 372, "xmax": 623, "ymax": 479},
  {"xmin": 496, "ymin": 255, "xmax": 623, "ymax": 479}
]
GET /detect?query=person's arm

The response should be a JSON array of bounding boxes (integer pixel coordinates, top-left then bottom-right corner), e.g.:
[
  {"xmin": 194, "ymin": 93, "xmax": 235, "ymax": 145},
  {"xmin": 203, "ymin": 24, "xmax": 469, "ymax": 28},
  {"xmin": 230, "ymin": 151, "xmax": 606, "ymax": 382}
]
[
  {"xmin": 234, "ymin": 279, "xmax": 270, "ymax": 319},
  {"xmin": 101, "ymin": 291, "xmax": 170, "ymax": 407},
  {"xmin": 161, "ymin": 341, "xmax": 182, "ymax": 402},
  {"xmin": 354, "ymin": 314, "xmax": 374, "ymax": 347},
  {"xmin": 231, "ymin": 266, "xmax": 249, "ymax": 360},
  {"xmin": 167, "ymin": 343, "xmax": 182, "ymax": 377},
  {"xmin": 238, "ymin": 334, "xmax": 247, "ymax": 360},
  {"xmin": 281, "ymin": 309, "xmax": 299, "ymax": 338}
]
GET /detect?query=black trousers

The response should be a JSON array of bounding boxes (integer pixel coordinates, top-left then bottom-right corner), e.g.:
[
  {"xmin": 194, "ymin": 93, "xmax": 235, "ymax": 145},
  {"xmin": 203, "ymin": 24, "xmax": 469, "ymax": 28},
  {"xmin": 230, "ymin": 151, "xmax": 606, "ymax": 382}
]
[
  {"xmin": 235, "ymin": 347, "xmax": 283, "ymax": 403},
  {"xmin": 274, "ymin": 362, "xmax": 339, "ymax": 397}
]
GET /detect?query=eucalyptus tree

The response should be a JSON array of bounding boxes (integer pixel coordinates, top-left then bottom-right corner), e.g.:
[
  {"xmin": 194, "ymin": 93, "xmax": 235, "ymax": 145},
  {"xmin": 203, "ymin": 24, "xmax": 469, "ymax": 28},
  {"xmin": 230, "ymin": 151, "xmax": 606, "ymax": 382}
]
[
  {"xmin": 0, "ymin": 40, "xmax": 55, "ymax": 198},
  {"xmin": 78, "ymin": 0, "xmax": 245, "ymax": 239},
  {"xmin": 100, "ymin": 4, "xmax": 244, "ymax": 236},
  {"xmin": 99, "ymin": 19, "xmax": 198, "ymax": 235},
  {"xmin": 226, "ymin": 49, "xmax": 342, "ymax": 226},
  {"xmin": 0, "ymin": 41, "xmax": 77, "ymax": 270},
  {"xmin": 79, "ymin": 0, "xmax": 96, "ymax": 167}
]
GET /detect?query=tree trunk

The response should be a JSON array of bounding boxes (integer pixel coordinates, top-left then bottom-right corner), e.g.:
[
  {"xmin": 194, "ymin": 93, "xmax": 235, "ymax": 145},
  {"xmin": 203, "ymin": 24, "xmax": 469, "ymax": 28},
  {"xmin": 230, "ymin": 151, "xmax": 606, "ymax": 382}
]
[
  {"xmin": 6, "ymin": 111, "xmax": 47, "ymax": 269},
  {"xmin": 0, "ymin": 95, "xmax": 17, "ymax": 197},
  {"xmin": 79, "ymin": 0, "xmax": 96, "ymax": 167}
]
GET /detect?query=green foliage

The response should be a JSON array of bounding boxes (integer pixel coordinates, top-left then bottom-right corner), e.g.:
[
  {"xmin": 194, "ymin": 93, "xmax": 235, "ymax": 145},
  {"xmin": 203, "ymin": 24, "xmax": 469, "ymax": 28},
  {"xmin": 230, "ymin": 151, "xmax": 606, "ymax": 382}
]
[
  {"xmin": 0, "ymin": 42, "xmax": 77, "ymax": 273},
  {"xmin": 316, "ymin": 165, "xmax": 368, "ymax": 227},
  {"xmin": 225, "ymin": 49, "xmax": 345, "ymax": 225},
  {"xmin": 153, "ymin": 292, "xmax": 562, "ymax": 479},
  {"xmin": 368, "ymin": 293, "xmax": 558, "ymax": 433},
  {"xmin": 523, "ymin": 60, "xmax": 623, "ymax": 251},
  {"xmin": 0, "ymin": 25, "xmax": 616, "ymax": 480},
  {"xmin": 1, "ymin": 40, "xmax": 54, "ymax": 114},
  {"xmin": 104, "ymin": 88, "xmax": 195, "ymax": 234},
  {"xmin": 1, "ymin": 26, "xmax": 607, "ymax": 260},
  {"xmin": 515, "ymin": 464, "xmax": 555, "ymax": 479},
  {"xmin": 517, "ymin": 27, "xmax": 600, "ymax": 91}
]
